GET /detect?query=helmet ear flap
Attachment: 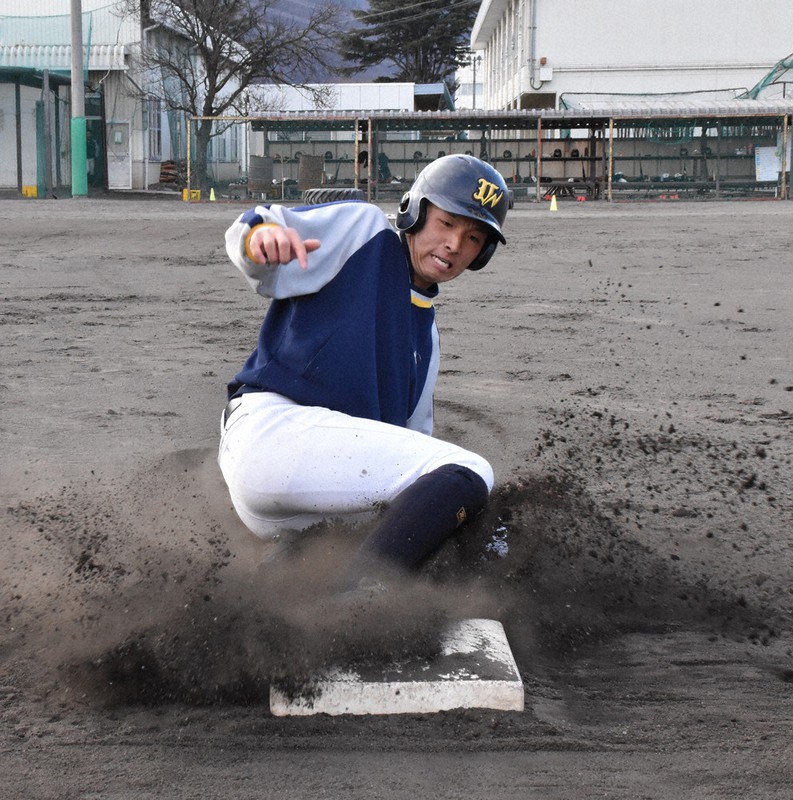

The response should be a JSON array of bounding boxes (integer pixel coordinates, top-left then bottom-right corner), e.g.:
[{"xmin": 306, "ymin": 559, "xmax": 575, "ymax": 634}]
[
  {"xmin": 396, "ymin": 193, "xmax": 427, "ymax": 233},
  {"xmin": 396, "ymin": 191, "xmax": 415, "ymax": 230},
  {"xmin": 467, "ymin": 239, "xmax": 497, "ymax": 271}
]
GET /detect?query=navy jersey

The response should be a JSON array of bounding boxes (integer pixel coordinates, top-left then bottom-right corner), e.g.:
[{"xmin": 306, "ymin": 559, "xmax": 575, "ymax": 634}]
[{"xmin": 224, "ymin": 201, "xmax": 440, "ymax": 435}]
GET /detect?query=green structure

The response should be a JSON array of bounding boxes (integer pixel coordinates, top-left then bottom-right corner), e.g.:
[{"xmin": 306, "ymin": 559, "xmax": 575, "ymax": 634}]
[
  {"xmin": 742, "ymin": 53, "xmax": 793, "ymax": 100},
  {"xmin": 0, "ymin": 9, "xmax": 92, "ymax": 197}
]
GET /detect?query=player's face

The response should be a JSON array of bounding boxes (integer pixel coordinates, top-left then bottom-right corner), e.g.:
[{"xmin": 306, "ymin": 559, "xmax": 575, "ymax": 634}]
[{"xmin": 407, "ymin": 204, "xmax": 489, "ymax": 290}]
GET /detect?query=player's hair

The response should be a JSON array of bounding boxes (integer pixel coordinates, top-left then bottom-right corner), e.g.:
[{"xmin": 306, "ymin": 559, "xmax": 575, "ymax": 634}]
[{"xmin": 396, "ymin": 154, "xmax": 509, "ymax": 271}]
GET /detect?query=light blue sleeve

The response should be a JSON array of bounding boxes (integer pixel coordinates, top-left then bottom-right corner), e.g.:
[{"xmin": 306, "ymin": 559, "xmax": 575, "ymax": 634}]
[
  {"xmin": 224, "ymin": 202, "xmax": 393, "ymax": 299},
  {"xmin": 406, "ymin": 320, "xmax": 439, "ymax": 436}
]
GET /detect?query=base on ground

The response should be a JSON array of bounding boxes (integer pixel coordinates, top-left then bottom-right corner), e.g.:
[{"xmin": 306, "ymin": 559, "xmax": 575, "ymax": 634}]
[{"xmin": 270, "ymin": 618, "xmax": 524, "ymax": 716}]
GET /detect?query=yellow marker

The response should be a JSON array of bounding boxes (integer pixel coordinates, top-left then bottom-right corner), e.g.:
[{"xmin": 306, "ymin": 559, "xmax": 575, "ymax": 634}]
[{"xmin": 549, "ymin": 194, "xmax": 558, "ymax": 212}]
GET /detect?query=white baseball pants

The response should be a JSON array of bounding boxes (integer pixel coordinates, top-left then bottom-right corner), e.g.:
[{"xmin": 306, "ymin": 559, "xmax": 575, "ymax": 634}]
[{"xmin": 217, "ymin": 391, "xmax": 494, "ymax": 539}]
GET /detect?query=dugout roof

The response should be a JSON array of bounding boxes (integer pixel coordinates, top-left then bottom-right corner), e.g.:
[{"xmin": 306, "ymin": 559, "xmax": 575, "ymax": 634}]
[{"xmin": 246, "ymin": 100, "xmax": 793, "ymax": 135}]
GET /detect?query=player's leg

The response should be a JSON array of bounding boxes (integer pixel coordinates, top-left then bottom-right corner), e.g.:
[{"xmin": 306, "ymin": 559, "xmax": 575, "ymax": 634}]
[
  {"xmin": 217, "ymin": 392, "xmax": 493, "ymax": 564},
  {"xmin": 350, "ymin": 461, "xmax": 489, "ymax": 574}
]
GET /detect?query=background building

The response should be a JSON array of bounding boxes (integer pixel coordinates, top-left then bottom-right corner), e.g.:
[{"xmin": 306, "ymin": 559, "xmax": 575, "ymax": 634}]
[
  {"xmin": 3, "ymin": 1, "xmax": 791, "ymax": 199},
  {"xmin": 0, "ymin": 0, "xmax": 215, "ymax": 193},
  {"xmin": 0, "ymin": 0, "xmax": 412, "ymax": 194},
  {"xmin": 472, "ymin": 0, "xmax": 793, "ymax": 110},
  {"xmin": 0, "ymin": 0, "xmax": 139, "ymax": 193}
]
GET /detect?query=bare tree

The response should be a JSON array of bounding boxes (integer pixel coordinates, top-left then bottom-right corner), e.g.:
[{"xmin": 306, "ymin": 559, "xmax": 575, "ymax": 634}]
[{"xmin": 124, "ymin": 0, "xmax": 343, "ymax": 188}]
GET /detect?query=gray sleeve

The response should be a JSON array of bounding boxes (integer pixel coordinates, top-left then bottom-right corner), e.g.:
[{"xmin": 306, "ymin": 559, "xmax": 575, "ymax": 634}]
[{"xmin": 224, "ymin": 202, "xmax": 392, "ymax": 299}]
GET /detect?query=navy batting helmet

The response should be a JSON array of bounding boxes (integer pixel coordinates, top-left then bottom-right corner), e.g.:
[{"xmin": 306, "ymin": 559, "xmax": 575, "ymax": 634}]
[{"xmin": 396, "ymin": 154, "xmax": 508, "ymax": 270}]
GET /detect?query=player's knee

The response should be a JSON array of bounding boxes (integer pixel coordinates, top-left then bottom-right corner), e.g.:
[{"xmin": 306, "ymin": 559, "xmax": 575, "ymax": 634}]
[
  {"xmin": 228, "ymin": 488, "xmax": 303, "ymax": 539},
  {"xmin": 440, "ymin": 451, "xmax": 494, "ymax": 493}
]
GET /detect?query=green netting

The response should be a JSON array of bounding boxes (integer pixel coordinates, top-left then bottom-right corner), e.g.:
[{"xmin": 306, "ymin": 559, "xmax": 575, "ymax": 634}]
[
  {"xmin": 742, "ymin": 52, "xmax": 793, "ymax": 100},
  {"xmin": 0, "ymin": 11, "xmax": 92, "ymax": 76}
]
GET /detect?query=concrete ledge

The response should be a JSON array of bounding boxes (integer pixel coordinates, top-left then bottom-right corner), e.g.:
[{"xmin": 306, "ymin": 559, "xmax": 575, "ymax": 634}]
[{"xmin": 270, "ymin": 618, "xmax": 524, "ymax": 716}]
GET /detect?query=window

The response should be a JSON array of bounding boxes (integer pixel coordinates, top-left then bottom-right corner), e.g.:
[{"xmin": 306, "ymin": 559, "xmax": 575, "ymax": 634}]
[
  {"xmin": 228, "ymin": 124, "xmax": 239, "ymax": 162},
  {"xmin": 146, "ymin": 97, "xmax": 162, "ymax": 160},
  {"xmin": 211, "ymin": 124, "xmax": 240, "ymax": 163}
]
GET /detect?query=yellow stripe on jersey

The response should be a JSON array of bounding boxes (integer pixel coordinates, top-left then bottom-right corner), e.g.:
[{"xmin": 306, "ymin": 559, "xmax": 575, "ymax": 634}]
[{"xmin": 410, "ymin": 292, "xmax": 434, "ymax": 309}]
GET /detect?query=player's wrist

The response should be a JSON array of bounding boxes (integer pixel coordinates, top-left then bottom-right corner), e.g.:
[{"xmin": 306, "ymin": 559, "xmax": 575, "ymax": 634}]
[{"xmin": 245, "ymin": 222, "xmax": 282, "ymax": 262}]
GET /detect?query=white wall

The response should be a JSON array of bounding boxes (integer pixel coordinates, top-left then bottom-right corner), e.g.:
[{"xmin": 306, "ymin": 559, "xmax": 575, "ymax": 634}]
[
  {"xmin": 473, "ymin": 0, "xmax": 793, "ymax": 108},
  {"xmin": 250, "ymin": 82, "xmax": 417, "ymax": 113}
]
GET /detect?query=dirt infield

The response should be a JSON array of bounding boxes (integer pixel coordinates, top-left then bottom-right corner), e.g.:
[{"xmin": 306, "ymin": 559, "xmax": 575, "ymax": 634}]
[{"xmin": 1, "ymin": 195, "xmax": 792, "ymax": 799}]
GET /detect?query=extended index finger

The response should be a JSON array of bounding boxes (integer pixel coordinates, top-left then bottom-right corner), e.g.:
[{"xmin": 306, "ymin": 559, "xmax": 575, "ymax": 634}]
[{"xmin": 286, "ymin": 229, "xmax": 320, "ymax": 269}]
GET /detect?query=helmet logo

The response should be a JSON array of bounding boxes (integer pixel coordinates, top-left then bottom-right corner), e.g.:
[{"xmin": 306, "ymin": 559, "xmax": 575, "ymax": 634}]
[{"xmin": 473, "ymin": 178, "xmax": 503, "ymax": 209}]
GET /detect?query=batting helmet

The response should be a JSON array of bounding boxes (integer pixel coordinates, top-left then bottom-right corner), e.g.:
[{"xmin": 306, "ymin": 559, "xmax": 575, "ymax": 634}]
[{"xmin": 396, "ymin": 154, "xmax": 509, "ymax": 270}]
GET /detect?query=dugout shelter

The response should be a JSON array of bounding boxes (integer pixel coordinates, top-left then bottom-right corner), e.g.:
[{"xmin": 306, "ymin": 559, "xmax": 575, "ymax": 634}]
[{"xmin": 193, "ymin": 99, "xmax": 793, "ymax": 203}]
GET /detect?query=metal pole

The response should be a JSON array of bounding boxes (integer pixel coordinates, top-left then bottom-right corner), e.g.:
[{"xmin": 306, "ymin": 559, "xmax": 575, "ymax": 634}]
[
  {"xmin": 142, "ymin": 97, "xmax": 149, "ymax": 192},
  {"xmin": 367, "ymin": 118, "xmax": 373, "ymax": 203},
  {"xmin": 43, "ymin": 70, "xmax": 54, "ymax": 198},
  {"xmin": 187, "ymin": 116, "xmax": 192, "ymax": 200},
  {"xmin": 15, "ymin": 81, "xmax": 23, "ymax": 195},
  {"xmin": 782, "ymin": 114, "xmax": 789, "ymax": 200},
  {"xmin": 472, "ymin": 55, "xmax": 478, "ymax": 109},
  {"xmin": 354, "ymin": 118, "xmax": 360, "ymax": 190},
  {"xmin": 70, "ymin": 0, "xmax": 88, "ymax": 197},
  {"xmin": 54, "ymin": 83, "xmax": 63, "ymax": 189},
  {"xmin": 536, "ymin": 117, "xmax": 542, "ymax": 203},
  {"xmin": 608, "ymin": 118, "xmax": 614, "ymax": 202}
]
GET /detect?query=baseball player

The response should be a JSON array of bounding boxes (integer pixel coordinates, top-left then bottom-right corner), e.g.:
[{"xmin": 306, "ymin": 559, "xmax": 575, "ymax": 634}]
[{"xmin": 218, "ymin": 154, "xmax": 509, "ymax": 585}]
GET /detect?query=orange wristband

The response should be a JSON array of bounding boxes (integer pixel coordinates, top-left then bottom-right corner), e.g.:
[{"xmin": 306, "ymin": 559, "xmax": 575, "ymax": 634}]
[{"xmin": 244, "ymin": 222, "xmax": 282, "ymax": 262}]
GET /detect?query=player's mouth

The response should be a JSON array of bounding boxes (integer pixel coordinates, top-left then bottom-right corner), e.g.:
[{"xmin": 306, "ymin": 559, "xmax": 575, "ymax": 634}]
[{"xmin": 431, "ymin": 254, "xmax": 453, "ymax": 270}]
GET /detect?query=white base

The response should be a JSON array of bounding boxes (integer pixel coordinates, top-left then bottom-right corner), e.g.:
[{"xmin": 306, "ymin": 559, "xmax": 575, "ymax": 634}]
[{"xmin": 269, "ymin": 618, "xmax": 524, "ymax": 716}]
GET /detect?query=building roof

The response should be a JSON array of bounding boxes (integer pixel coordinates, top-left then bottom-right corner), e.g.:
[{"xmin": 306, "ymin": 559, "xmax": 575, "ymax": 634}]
[
  {"xmin": 413, "ymin": 82, "xmax": 456, "ymax": 111},
  {"xmin": 245, "ymin": 100, "xmax": 793, "ymax": 135},
  {"xmin": 471, "ymin": 0, "xmax": 508, "ymax": 50},
  {"xmin": 0, "ymin": 44, "xmax": 127, "ymax": 72},
  {"xmin": 0, "ymin": 64, "xmax": 71, "ymax": 88}
]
